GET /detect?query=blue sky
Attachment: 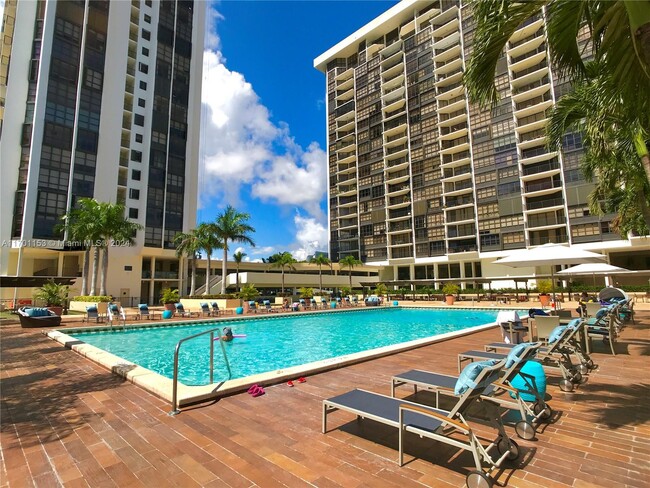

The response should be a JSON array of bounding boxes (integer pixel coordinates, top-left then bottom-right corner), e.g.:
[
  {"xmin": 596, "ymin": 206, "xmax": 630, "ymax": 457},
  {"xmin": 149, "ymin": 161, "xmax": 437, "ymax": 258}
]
[{"xmin": 198, "ymin": 1, "xmax": 398, "ymax": 261}]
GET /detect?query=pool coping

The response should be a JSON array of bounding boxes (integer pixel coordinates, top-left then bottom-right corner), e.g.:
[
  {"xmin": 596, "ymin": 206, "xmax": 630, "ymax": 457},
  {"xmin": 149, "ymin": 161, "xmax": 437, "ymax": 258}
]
[{"xmin": 45, "ymin": 307, "xmax": 502, "ymax": 410}]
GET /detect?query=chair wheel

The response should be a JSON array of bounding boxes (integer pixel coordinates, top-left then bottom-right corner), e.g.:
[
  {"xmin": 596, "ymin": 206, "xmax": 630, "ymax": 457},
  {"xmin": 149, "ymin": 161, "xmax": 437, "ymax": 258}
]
[
  {"xmin": 466, "ymin": 470, "xmax": 493, "ymax": 488},
  {"xmin": 515, "ymin": 420, "xmax": 535, "ymax": 440},
  {"xmin": 570, "ymin": 371, "xmax": 583, "ymax": 383},
  {"xmin": 533, "ymin": 401, "xmax": 553, "ymax": 421},
  {"xmin": 585, "ymin": 359, "xmax": 595, "ymax": 369},
  {"xmin": 497, "ymin": 437, "xmax": 520, "ymax": 460},
  {"xmin": 577, "ymin": 364, "xmax": 589, "ymax": 375},
  {"xmin": 560, "ymin": 379, "xmax": 574, "ymax": 392}
]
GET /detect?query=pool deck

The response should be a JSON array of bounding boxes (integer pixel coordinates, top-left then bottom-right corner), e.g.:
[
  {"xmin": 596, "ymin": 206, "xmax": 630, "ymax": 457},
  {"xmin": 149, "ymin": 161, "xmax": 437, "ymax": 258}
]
[{"xmin": 2, "ymin": 307, "xmax": 649, "ymax": 487}]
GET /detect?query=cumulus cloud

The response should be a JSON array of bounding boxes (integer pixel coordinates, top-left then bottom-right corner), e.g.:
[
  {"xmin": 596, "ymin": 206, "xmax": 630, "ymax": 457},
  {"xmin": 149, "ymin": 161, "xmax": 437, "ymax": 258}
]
[
  {"xmin": 290, "ymin": 213, "xmax": 328, "ymax": 261},
  {"xmin": 199, "ymin": 8, "xmax": 327, "ymax": 220}
]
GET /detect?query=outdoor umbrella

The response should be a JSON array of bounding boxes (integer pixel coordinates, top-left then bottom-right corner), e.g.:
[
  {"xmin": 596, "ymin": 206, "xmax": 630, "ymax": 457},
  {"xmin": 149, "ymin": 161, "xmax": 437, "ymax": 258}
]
[
  {"xmin": 556, "ymin": 263, "xmax": 631, "ymax": 287},
  {"xmin": 493, "ymin": 243, "xmax": 607, "ymax": 301}
]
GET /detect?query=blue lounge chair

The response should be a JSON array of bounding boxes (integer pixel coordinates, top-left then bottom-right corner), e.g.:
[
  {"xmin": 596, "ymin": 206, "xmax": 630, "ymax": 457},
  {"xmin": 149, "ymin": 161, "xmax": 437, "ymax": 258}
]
[
  {"xmin": 138, "ymin": 304, "xmax": 158, "ymax": 320},
  {"xmin": 175, "ymin": 303, "xmax": 197, "ymax": 318}
]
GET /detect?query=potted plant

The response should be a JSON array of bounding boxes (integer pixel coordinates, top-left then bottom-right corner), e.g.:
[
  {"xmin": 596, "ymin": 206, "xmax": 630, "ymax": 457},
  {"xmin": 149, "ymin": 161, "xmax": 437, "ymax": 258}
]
[
  {"xmin": 238, "ymin": 283, "xmax": 259, "ymax": 313},
  {"xmin": 34, "ymin": 279, "xmax": 69, "ymax": 316},
  {"xmin": 442, "ymin": 283, "xmax": 459, "ymax": 306},
  {"xmin": 160, "ymin": 288, "xmax": 180, "ymax": 311},
  {"xmin": 536, "ymin": 279, "xmax": 553, "ymax": 307}
]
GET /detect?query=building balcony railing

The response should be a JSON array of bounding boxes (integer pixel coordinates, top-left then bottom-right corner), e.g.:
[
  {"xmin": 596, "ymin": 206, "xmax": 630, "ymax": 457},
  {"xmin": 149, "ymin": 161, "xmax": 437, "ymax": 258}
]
[
  {"xmin": 512, "ymin": 76, "xmax": 550, "ymax": 96},
  {"xmin": 509, "ymin": 28, "xmax": 544, "ymax": 50},
  {"xmin": 153, "ymin": 271, "xmax": 179, "ymax": 279},
  {"xmin": 526, "ymin": 196, "xmax": 564, "ymax": 210},
  {"xmin": 510, "ymin": 44, "xmax": 547, "ymax": 65},
  {"xmin": 512, "ymin": 60, "xmax": 548, "ymax": 80},
  {"xmin": 519, "ymin": 128, "xmax": 546, "ymax": 143},
  {"xmin": 524, "ymin": 179, "xmax": 562, "ymax": 193},
  {"xmin": 522, "ymin": 160, "xmax": 560, "ymax": 176},
  {"xmin": 515, "ymin": 94, "xmax": 552, "ymax": 112},
  {"xmin": 527, "ymin": 214, "xmax": 567, "ymax": 228}
]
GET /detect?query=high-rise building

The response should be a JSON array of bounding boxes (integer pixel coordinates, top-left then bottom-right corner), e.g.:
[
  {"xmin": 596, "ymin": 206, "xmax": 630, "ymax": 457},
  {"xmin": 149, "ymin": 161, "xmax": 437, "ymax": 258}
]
[
  {"xmin": 1, "ymin": 0, "xmax": 205, "ymax": 304},
  {"xmin": 315, "ymin": 0, "xmax": 649, "ymax": 285}
]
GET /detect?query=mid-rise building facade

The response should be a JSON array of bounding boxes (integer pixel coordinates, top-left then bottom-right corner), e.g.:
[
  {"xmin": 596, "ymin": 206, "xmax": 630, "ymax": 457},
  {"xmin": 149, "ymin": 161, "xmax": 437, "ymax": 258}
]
[
  {"xmin": 315, "ymin": 0, "xmax": 649, "ymax": 286},
  {"xmin": 1, "ymin": 0, "xmax": 205, "ymax": 303}
]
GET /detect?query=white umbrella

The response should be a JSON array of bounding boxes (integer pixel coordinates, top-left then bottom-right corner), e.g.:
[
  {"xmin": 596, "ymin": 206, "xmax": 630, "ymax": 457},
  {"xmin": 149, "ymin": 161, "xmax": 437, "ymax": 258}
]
[
  {"xmin": 493, "ymin": 243, "xmax": 607, "ymax": 300},
  {"xmin": 556, "ymin": 263, "xmax": 631, "ymax": 287}
]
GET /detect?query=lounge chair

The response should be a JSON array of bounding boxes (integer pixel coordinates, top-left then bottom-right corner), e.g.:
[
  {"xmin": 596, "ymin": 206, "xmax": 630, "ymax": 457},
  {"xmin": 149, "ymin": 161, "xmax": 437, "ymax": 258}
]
[
  {"xmin": 392, "ymin": 342, "xmax": 549, "ymax": 440},
  {"xmin": 84, "ymin": 305, "xmax": 101, "ymax": 323},
  {"xmin": 262, "ymin": 300, "xmax": 277, "ymax": 313},
  {"xmin": 323, "ymin": 360, "xmax": 522, "ymax": 487},
  {"xmin": 199, "ymin": 303, "xmax": 213, "ymax": 317},
  {"xmin": 97, "ymin": 302, "xmax": 108, "ymax": 321},
  {"xmin": 18, "ymin": 307, "xmax": 62, "ymax": 328},
  {"xmin": 310, "ymin": 298, "xmax": 317, "ymax": 309},
  {"xmin": 138, "ymin": 304, "xmax": 158, "ymax": 320},
  {"xmin": 299, "ymin": 298, "xmax": 310, "ymax": 310},
  {"xmin": 175, "ymin": 303, "xmax": 197, "ymax": 318},
  {"xmin": 532, "ymin": 315, "xmax": 560, "ymax": 343},
  {"xmin": 107, "ymin": 304, "xmax": 126, "ymax": 326},
  {"xmin": 320, "ymin": 298, "xmax": 327, "ymax": 309},
  {"xmin": 587, "ymin": 307, "xmax": 620, "ymax": 355},
  {"xmin": 466, "ymin": 322, "xmax": 589, "ymax": 391},
  {"xmin": 585, "ymin": 302, "xmax": 603, "ymax": 318},
  {"xmin": 248, "ymin": 301, "xmax": 258, "ymax": 313}
]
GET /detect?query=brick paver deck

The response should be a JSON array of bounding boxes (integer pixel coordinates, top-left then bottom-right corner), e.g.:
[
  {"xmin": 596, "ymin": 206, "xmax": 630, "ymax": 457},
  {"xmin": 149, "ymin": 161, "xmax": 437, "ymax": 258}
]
[{"xmin": 2, "ymin": 312, "xmax": 649, "ymax": 487}]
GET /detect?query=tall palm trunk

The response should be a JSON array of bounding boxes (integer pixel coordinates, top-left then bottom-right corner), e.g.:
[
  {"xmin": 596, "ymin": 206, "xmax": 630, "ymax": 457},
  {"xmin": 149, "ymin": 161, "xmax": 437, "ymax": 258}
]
[
  {"xmin": 319, "ymin": 266, "xmax": 323, "ymax": 295},
  {"xmin": 221, "ymin": 246, "xmax": 228, "ymax": 295},
  {"xmin": 281, "ymin": 267, "xmax": 285, "ymax": 294},
  {"xmin": 633, "ymin": 133, "xmax": 650, "ymax": 185},
  {"xmin": 236, "ymin": 264, "xmax": 240, "ymax": 292},
  {"xmin": 204, "ymin": 254, "xmax": 211, "ymax": 295},
  {"xmin": 349, "ymin": 270, "xmax": 352, "ymax": 288},
  {"xmin": 189, "ymin": 257, "xmax": 196, "ymax": 296},
  {"xmin": 90, "ymin": 247, "xmax": 100, "ymax": 295},
  {"xmin": 81, "ymin": 247, "xmax": 90, "ymax": 295},
  {"xmin": 100, "ymin": 246, "xmax": 108, "ymax": 296}
]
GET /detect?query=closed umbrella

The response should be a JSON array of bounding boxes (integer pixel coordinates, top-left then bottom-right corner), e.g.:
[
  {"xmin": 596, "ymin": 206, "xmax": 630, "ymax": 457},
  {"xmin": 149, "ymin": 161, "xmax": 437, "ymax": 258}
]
[{"xmin": 493, "ymin": 243, "xmax": 606, "ymax": 302}]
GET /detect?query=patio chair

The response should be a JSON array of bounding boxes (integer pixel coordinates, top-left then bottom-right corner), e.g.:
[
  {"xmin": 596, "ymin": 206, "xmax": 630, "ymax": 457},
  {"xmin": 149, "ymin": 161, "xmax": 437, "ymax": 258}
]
[
  {"xmin": 138, "ymin": 304, "xmax": 158, "ymax": 320},
  {"xmin": 107, "ymin": 304, "xmax": 126, "ymax": 326},
  {"xmin": 392, "ymin": 342, "xmax": 549, "ymax": 440},
  {"xmin": 97, "ymin": 302, "xmax": 108, "ymax": 321},
  {"xmin": 18, "ymin": 307, "xmax": 62, "ymax": 328},
  {"xmin": 248, "ymin": 301, "xmax": 258, "ymax": 313},
  {"xmin": 175, "ymin": 303, "xmax": 197, "ymax": 318},
  {"xmin": 464, "ymin": 321, "xmax": 588, "ymax": 392},
  {"xmin": 299, "ymin": 298, "xmax": 309, "ymax": 310},
  {"xmin": 84, "ymin": 305, "xmax": 100, "ymax": 323},
  {"xmin": 323, "ymin": 360, "xmax": 523, "ymax": 487},
  {"xmin": 587, "ymin": 308, "xmax": 621, "ymax": 356},
  {"xmin": 533, "ymin": 316, "xmax": 560, "ymax": 343},
  {"xmin": 311, "ymin": 298, "xmax": 317, "ymax": 309},
  {"xmin": 199, "ymin": 303, "xmax": 212, "ymax": 317},
  {"xmin": 262, "ymin": 300, "xmax": 277, "ymax": 313},
  {"xmin": 320, "ymin": 298, "xmax": 327, "ymax": 309}
]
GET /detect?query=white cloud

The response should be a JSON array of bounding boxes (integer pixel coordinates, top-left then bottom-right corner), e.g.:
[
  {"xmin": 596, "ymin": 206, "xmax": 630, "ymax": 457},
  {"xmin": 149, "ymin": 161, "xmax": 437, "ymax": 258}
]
[
  {"xmin": 290, "ymin": 213, "xmax": 328, "ymax": 261},
  {"xmin": 199, "ymin": 9, "xmax": 327, "ymax": 219}
]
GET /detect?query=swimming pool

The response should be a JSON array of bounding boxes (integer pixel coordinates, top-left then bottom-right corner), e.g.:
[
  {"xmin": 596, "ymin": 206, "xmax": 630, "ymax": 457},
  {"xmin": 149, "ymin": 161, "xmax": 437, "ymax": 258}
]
[{"xmin": 68, "ymin": 308, "xmax": 498, "ymax": 385}]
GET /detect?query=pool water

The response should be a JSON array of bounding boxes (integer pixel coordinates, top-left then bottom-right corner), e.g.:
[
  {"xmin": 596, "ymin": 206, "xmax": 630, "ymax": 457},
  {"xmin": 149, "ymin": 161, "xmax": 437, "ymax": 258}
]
[{"xmin": 71, "ymin": 308, "xmax": 497, "ymax": 385}]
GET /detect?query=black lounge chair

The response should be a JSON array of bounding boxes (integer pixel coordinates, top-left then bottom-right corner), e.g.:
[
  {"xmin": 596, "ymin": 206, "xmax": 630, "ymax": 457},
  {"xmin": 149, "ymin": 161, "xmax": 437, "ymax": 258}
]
[
  {"xmin": 323, "ymin": 360, "xmax": 521, "ymax": 487},
  {"xmin": 392, "ymin": 342, "xmax": 550, "ymax": 440},
  {"xmin": 18, "ymin": 307, "xmax": 62, "ymax": 328}
]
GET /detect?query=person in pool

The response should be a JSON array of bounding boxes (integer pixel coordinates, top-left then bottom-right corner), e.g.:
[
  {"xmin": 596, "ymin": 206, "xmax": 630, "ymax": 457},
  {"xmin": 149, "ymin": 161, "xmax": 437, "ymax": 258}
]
[{"xmin": 221, "ymin": 326, "xmax": 234, "ymax": 342}]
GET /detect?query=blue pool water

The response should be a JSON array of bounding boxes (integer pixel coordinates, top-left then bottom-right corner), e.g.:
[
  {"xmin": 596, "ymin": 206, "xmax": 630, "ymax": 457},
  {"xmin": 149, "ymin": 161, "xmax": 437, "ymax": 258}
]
[{"xmin": 71, "ymin": 308, "xmax": 497, "ymax": 385}]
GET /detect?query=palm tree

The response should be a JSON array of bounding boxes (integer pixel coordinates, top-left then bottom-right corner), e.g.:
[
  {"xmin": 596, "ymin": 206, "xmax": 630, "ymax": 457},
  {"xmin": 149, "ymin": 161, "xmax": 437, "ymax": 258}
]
[
  {"xmin": 339, "ymin": 255, "xmax": 362, "ymax": 289},
  {"xmin": 232, "ymin": 250, "xmax": 246, "ymax": 292},
  {"xmin": 547, "ymin": 63, "xmax": 650, "ymax": 235},
  {"xmin": 269, "ymin": 252, "xmax": 297, "ymax": 295},
  {"xmin": 195, "ymin": 222, "xmax": 222, "ymax": 295},
  {"xmin": 58, "ymin": 198, "xmax": 100, "ymax": 296},
  {"xmin": 174, "ymin": 229, "xmax": 201, "ymax": 296},
  {"xmin": 464, "ymin": 0, "xmax": 650, "ymax": 184},
  {"xmin": 310, "ymin": 254, "xmax": 331, "ymax": 295},
  {"xmin": 95, "ymin": 202, "xmax": 142, "ymax": 296},
  {"xmin": 213, "ymin": 205, "xmax": 255, "ymax": 294}
]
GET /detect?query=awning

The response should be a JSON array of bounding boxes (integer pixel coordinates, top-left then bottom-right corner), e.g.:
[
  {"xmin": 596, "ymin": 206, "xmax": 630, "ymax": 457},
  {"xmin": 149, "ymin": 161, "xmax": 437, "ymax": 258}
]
[{"xmin": 0, "ymin": 276, "xmax": 78, "ymax": 288}]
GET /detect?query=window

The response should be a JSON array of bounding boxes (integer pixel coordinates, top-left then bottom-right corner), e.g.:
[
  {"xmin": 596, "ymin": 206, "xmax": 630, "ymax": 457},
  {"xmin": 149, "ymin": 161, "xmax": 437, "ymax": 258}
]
[
  {"xmin": 132, "ymin": 170, "xmax": 141, "ymax": 181},
  {"xmin": 135, "ymin": 133, "xmax": 143, "ymax": 143},
  {"xmin": 134, "ymin": 114, "xmax": 144, "ymax": 126},
  {"xmin": 145, "ymin": 0, "xmax": 152, "ymax": 6},
  {"xmin": 144, "ymin": 14, "xmax": 151, "ymax": 23},
  {"xmin": 138, "ymin": 63, "xmax": 149, "ymax": 74},
  {"xmin": 131, "ymin": 150, "xmax": 142, "ymax": 162},
  {"xmin": 129, "ymin": 188, "xmax": 140, "ymax": 200},
  {"xmin": 142, "ymin": 46, "xmax": 149, "ymax": 57},
  {"xmin": 142, "ymin": 29, "xmax": 151, "ymax": 41},
  {"xmin": 129, "ymin": 208, "xmax": 139, "ymax": 219},
  {"xmin": 139, "ymin": 80, "xmax": 147, "ymax": 90},
  {"xmin": 138, "ymin": 98, "xmax": 145, "ymax": 108}
]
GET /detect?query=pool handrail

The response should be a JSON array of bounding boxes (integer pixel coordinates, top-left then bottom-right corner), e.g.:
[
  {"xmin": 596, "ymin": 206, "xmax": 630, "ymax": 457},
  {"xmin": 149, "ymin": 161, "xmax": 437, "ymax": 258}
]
[{"xmin": 170, "ymin": 326, "xmax": 232, "ymax": 415}]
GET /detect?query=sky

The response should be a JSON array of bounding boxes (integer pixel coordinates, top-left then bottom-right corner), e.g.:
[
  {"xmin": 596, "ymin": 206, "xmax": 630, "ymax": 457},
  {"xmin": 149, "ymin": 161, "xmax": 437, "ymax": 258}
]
[{"xmin": 198, "ymin": 1, "xmax": 399, "ymax": 262}]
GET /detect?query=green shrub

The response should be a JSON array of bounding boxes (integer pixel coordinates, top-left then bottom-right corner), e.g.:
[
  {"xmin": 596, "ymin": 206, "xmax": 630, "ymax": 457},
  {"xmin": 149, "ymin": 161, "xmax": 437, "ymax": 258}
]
[
  {"xmin": 186, "ymin": 294, "xmax": 237, "ymax": 299},
  {"xmin": 238, "ymin": 283, "xmax": 259, "ymax": 301},
  {"xmin": 160, "ymin": 288, "xmax": 180, "ymax": 305},
  {"xmin": 72, "ymin": 295, "xmax": 111, "ymax": 302},
  {"xmin": 442, "ymin": 283, "xmax": 460, "ymax": 296},
  {"xmin": 536, "ymin": 279, "xmax": 553, "ymax": 294},
  {"xmin": 298, "ymin": 287, "xmax": 314, "ymax": 298}
]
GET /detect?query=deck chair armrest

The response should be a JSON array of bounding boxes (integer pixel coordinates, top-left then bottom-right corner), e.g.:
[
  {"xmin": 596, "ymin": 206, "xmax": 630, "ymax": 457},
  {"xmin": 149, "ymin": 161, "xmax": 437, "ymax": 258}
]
[
  {"xmin": 399, "ymin": 404, "xmax": 470, "ymax": 433},
  {"xmin": 492, "ymin": 382, "xmax": 517, "ymax": 394}
]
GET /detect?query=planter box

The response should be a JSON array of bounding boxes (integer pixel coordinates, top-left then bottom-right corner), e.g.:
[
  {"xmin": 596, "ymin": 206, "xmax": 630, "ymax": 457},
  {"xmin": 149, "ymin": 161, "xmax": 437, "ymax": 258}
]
[
  {"xmin": 178, "ymin": 298, "xmax": 239, "ymax": 313},
  {"xmin": 69, "ymin": 300, "xmax": 110, "ymax": 312}
]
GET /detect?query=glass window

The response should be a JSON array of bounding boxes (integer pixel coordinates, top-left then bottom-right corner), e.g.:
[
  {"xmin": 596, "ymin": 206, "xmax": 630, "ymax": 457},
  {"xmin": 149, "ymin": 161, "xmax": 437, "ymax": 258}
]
[
  {"xmin": 135, "ymin": 133, "xmax": 143, "ymax": 143},
  {"xmin": 134, "ymin": 114, "xmax": 144, "ymax": 126},
  {"xmin": 132, "ymin": 169, "xmax": 141, "ymax": 181},
  {"xmin": 142, "ymin": 46, "xmax": 149, "ymax": 56},
  {"xmin": 139, "ymin": 80, "xmax": 147, "ymax": 90},
  {"xmin": 129, "ymin": 188, "xmax": 140, "ymax": 200},
  {"xmin": 138, "ymin": 98, "xmax": 145, "ymax": 107},
  {"xmin": 129, "ymin": 208, "xmax": 139, "ymax": 219},
  {"xmin": 142, "ymin": 29, "xmax": 151, "ymax": 41}
]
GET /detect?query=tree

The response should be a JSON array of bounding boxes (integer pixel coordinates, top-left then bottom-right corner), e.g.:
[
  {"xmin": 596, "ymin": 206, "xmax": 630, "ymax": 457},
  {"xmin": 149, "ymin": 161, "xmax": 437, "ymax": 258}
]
[
  {"xmin": 232, "ymin": 250, "xmax": 247, "ymax": 292},
  {"xmin": 339, "ymin": 255, "xmax": 362, "ymax": 289},
  {"xmin": 94, "ymin": 202, "xmax": 142, "ymax": 296},
  {"xmin": 546, "ymin": 63, "xmax": 650, "ymax": 235},
  {"xmin": 195, "ymin": 222, "xmax": 222, "ymax": 295},
  {"xmin": 213, "ymin": 205, "xmax": 255, "ymax": 294},
  {"xmin": 464, "ymin": 0, "xmax": 650, "ymax": 185},
  {"xmin": 58, "ymin": 198, "xmax": 100, "ymax": 296},
  {"xmin": 310, "ymin": 254, "xmax": 331, "ymax": 296},
  {"xmin": 174, "ymin": 229, "xmax": 201, "ymax": 296},
  {"xmin": 269, "ymin": 252, "xmax": 297, "ymax": 295}
]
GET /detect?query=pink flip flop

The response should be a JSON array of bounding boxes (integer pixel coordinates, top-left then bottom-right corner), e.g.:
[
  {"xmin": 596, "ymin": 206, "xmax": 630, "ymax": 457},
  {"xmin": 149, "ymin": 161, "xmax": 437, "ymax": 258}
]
[
  {"xmin": 247, "ymin": 384, "xmax": 259, "ymax": 394},
  {"xmin": 287, "ymin": 380, "xmax": 294, "ymax": 387},
  {"xmin": 251, "ymin": 387, "xmax": 265, "ymax": 397},
  {"xmin": 297, "ymin": 377, "xmax": 307, "ymax": 383}
]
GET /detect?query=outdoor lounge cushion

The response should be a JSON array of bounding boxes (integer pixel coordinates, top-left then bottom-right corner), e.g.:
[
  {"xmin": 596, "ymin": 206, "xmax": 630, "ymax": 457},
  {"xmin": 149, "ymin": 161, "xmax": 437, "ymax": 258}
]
[
  {"xmin": 24, "ymin": 307, "xmax": 51, "ymax": 317},
  {"xmin": 454, "ymin": 360, "xmax": 498, "ymax": 395},
  {"xmin": 86, "ymin": 305, "xmax": 98, "ymax": 313},
  {"xmin": 505, "ymin": 342, "xmax": 531, "ymax": 368},
  {"xmin": 548, "ymin": 325, "xmax": 567, "ymax": 344},
  {"xmin": 529, "ymin": 308, "xmax": 549, "ymax": 318}
]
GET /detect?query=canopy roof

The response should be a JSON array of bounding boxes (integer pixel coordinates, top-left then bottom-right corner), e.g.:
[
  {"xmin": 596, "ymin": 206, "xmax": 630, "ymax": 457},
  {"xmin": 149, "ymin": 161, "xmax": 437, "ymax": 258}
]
[{"xmin": 493, "ymin": 243, "xmax": 606, "ymax": 268}]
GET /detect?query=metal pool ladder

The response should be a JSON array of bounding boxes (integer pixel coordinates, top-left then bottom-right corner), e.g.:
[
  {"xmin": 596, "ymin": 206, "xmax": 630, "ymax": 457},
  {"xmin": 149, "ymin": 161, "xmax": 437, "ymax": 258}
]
[{"xmin": 169, "ymin": 326, "xmax": 232, "ymax": 416}]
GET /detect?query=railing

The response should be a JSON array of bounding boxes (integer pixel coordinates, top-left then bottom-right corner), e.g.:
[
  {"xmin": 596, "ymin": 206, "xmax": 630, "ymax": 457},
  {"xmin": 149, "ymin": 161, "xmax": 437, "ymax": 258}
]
[
  {"xmin": 170, "ymin": 327, "xmax": 232, "ymax": 415},
  {"xmin": 526, "ymin": 196, "xmax": 564, "ymax": 210},
  {"xmin": 522, "ymin": 159, "xmax": 559, "ymax": 176},
  {"xmin": 513, "ymin": 76, "xmax": 549, "ymax": 95}
]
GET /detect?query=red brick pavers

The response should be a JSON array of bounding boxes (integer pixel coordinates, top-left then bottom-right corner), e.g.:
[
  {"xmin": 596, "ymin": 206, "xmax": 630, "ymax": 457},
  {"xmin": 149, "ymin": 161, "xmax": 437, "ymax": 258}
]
[{"xmin": 2, "ymin": 314, "xmax": 649, "ymax": 487}]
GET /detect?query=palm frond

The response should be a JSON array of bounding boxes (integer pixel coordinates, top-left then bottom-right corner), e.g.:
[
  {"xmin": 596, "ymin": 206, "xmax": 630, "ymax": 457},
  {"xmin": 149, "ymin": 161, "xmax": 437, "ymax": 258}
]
[{"xmin": 545, "ymin": 0, "xmax": 588, "ymax": 79}]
